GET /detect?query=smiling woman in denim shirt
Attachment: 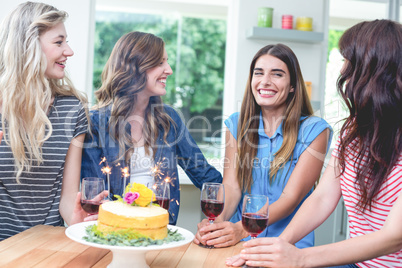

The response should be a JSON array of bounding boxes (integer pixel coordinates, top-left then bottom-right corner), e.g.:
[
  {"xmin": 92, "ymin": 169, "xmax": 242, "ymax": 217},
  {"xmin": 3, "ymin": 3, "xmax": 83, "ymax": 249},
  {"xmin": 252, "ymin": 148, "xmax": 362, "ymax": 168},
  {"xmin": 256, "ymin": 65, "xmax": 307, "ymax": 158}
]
[{"xmin": 81, "ymin": 31, "xmax": 222, "ymax": 225}]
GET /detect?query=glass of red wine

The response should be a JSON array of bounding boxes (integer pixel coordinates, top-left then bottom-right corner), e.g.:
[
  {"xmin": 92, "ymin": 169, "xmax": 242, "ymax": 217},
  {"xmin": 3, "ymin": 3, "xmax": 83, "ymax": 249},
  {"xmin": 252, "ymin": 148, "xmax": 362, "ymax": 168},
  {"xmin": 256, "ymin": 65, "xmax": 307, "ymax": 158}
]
[
  {"xmin": 151, "ymin": 181, "xmax": 170, "ymax": 210},
  {"xmin": 80, "ymin": 177, "xmax": 105, "ymax": 215},
  {"xmin": 241, "ymin": 194, "xmax": 269, "ymax": 239},
  {"xmin": 200, "ymin": 182, "xmax": 225, "ymax": 224}
]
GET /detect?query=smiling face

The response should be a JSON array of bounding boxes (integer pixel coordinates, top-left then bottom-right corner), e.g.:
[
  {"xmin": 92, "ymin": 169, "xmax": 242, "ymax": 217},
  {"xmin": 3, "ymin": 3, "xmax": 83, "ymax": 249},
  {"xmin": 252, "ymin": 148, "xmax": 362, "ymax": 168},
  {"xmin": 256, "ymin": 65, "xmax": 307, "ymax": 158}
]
[
  {"xmin": 251, "ymin": 54, "xmax": 293, "ymax": 115},
  {"xmin": 143, "ymin": 48, "xmax": 173, "ymax": 97},
  {"xmin": 39, "ymin": 22, "xmax": 73, "ymax": 79}
]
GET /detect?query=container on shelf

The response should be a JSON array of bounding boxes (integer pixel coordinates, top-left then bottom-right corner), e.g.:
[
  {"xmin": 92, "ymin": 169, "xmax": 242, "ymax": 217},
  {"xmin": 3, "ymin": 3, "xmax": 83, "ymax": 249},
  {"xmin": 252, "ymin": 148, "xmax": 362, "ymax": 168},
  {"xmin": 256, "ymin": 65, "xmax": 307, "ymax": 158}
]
[
  {"xmin": 296, "ymin": 17, "xmax": 313, "ymax": 31},
  {"xmin": 257, "ymin": 7, "xmax": 274, "ymax": 28},
  {"xmin": 305, "ymin": 81, "xmax": 312, "ymax": 99},
  {"xmin": 281, "ymin": 15, "xmax": 293, "ymax": 29}
]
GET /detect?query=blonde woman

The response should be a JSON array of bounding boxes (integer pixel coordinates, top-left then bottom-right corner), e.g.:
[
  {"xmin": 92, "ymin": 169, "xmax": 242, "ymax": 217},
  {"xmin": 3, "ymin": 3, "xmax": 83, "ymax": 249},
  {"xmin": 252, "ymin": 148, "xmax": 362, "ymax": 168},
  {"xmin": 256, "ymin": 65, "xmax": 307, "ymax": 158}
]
[
  {"xmin": 81, "ymin": 31, "xmax": 222, "ymax": 225},
  {"xmin": 194, "ymin": 44, "xmax": 332, "ymax": 248},
  {"xmin": 0, "ymin": 2, "xmax": 90, "ymax": 240}
]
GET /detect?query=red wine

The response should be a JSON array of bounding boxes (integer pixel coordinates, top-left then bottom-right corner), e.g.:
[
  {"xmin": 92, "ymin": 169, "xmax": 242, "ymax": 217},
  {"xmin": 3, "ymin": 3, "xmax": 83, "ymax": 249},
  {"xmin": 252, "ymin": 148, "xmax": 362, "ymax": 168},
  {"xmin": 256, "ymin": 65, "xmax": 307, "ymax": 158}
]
[
  {"xmin": 80, "ymin": 200, "xmax": 100, "ymax": 214},
  {"xmin": 242, "ymin": 213, "xmax": 268, "ymax": 237},
  {"xmin": 153, "ymin": 197, "xmax": 170, "ymax": 210},
  {"xmin": 201, "ymin": 199, "xmax": 224, "ymax": 220}
]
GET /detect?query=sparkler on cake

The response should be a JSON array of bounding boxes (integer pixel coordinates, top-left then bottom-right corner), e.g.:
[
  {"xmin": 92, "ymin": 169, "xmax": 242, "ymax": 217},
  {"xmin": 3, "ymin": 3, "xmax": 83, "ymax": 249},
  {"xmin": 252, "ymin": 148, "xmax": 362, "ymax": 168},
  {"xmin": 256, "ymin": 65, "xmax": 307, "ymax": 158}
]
[
  {"xmin": 100, "ymin": 157, "xmax": 112, "ymax": 200},
  {"xmin": 121, "ymin": 166, "xmax": 129, "ymax": 196}
]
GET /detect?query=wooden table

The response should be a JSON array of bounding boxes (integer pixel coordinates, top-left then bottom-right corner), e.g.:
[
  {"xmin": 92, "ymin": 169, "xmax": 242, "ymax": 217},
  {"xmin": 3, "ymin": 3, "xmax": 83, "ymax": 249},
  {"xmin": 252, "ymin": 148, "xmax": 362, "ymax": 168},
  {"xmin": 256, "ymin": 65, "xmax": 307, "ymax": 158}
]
[{"xmin": 0, "ymin": 225, "xmax": 244, "ymax": 267}]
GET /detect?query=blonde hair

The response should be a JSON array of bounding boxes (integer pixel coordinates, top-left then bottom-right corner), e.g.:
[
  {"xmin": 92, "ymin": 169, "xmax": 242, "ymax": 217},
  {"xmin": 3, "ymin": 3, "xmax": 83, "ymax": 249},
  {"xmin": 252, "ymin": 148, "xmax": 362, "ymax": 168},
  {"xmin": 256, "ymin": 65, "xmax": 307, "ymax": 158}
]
[
  {"xmin": 0, "ymin": 2, "xmax": 88, "ymax": 182},
  {"xmin": 94, "ymin": 31, "xmax": 174, "ymax": 163},
  {"xmin": 237, "ymin": 44, "xmax": 313, "ymax": 192}
]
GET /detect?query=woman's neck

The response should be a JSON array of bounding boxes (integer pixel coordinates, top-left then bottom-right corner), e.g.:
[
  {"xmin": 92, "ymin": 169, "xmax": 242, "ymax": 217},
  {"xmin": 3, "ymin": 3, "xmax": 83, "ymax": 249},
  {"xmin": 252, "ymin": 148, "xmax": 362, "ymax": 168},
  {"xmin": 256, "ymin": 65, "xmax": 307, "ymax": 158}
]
[
  {"xmin": 131, "ymin": 94, "xmax": 150, "ymax": 117},
  {"xmin": 261, "ymin": 107, "xmax": 286, "ymax": 137}
]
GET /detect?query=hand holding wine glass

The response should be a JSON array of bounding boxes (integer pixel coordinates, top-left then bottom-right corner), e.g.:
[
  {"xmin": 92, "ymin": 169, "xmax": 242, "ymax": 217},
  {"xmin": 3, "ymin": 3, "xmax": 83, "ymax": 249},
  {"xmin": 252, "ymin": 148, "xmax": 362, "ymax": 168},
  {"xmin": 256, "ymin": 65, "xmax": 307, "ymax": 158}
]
[
  {"xmin": 242, "ymin": 194, "xmax": 269, "ymax": 239},
  {"xmin": 201, "ymin": 182, "xmax": 225, "ymax": 224},
  {"xmin": 80, "ymin": 177, "xmax": 105, "ymax": 215}
]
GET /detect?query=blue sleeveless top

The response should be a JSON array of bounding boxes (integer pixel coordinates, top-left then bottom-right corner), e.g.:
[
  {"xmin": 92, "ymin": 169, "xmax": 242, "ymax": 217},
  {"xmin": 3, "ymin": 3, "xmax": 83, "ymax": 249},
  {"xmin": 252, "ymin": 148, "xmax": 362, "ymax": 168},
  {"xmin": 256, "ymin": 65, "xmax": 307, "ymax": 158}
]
[{"xmin": 225, "ymin": 112, "xmax": 332, "ymax": 248}]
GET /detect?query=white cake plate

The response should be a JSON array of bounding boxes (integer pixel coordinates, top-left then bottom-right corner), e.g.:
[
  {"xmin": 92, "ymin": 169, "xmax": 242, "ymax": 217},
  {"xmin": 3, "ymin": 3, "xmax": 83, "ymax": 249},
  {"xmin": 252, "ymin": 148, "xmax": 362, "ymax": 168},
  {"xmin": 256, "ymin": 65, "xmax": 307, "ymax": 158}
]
[{"xmin": 65, "ymin": 221, "xmax": 194, "ymax": 268}]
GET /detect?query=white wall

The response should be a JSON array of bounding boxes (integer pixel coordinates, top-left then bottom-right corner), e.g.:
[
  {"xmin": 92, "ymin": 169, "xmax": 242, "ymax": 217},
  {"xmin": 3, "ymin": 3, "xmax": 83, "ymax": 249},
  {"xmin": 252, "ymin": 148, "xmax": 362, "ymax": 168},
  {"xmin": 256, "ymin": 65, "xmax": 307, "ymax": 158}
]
[{"xmin": 0, "ymin": 0, "xmax": 95, "ymax": 102}]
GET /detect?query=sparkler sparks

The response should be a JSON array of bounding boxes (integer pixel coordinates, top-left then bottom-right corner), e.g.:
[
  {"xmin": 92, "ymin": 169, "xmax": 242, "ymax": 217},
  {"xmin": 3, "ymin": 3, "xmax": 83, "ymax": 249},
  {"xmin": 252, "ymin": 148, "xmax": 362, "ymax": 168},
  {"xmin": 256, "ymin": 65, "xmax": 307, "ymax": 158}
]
[
  {"xmin": 101, "ymin": 161, "xmax": 112, "ymax": 200},
  {"xmin": 151, "ymin": 160, "xmax": 165, "ymax": 181},
  {"xmin": 101, "ymin": 166, "xmax": 111, "ymax": 175},
  {"xmin": 164, "ymin": 176, "xmax": 175, "ymax": 187},
  {"xmin": 121, "ymin": 167, "xmax": 129, "ymax": 196},
  {"xmin": 122, "ymin": 167, "xmax": 129, "ymax": 177},
  {"xmin": 99, "ymin": 157, "xmax": 107, "ymax": 165}
]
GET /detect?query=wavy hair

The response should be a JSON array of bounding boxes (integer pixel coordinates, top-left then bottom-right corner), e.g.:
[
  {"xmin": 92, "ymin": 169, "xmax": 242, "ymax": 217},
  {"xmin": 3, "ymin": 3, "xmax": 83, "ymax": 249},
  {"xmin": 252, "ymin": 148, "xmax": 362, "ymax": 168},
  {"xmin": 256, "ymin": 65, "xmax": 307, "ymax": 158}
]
[
  {"xmin": 237, "ymin": 44, "xmax": 313, "ymax": 192},
  {"xmin": 94, "ymin": 31, "xmax": 173, "ymax": 163},
  {"xmin": 0, "ymin": 2, "xmax": 87, "ymax": 182},
  {"xmin": 337, "ymin": 20, "xmax": 402, "ymax": 211}
]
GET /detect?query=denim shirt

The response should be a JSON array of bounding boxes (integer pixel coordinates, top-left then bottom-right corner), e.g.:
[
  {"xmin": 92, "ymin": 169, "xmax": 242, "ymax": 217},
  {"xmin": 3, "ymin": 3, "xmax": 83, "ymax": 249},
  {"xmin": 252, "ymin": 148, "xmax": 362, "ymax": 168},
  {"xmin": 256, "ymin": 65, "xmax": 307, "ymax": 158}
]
[{"xmin": 81, "ymin": 104, "xmax": 222, "ymax": 225}]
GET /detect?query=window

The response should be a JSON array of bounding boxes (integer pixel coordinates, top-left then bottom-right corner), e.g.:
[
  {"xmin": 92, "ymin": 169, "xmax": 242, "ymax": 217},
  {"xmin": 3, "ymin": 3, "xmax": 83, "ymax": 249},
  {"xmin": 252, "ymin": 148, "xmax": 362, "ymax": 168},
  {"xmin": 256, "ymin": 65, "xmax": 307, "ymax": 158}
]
[{"xmin": 325, "ymin": 0, "xmax": 391, "ymax": 146}]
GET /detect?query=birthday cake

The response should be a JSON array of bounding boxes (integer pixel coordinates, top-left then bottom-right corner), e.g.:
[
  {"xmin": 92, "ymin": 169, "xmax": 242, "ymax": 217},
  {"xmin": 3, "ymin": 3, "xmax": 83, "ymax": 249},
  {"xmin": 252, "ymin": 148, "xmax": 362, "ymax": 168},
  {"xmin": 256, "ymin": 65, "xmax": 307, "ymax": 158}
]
[{"xmin": 97, "ymin": 183, "xmax": 169, "ymax": 240}]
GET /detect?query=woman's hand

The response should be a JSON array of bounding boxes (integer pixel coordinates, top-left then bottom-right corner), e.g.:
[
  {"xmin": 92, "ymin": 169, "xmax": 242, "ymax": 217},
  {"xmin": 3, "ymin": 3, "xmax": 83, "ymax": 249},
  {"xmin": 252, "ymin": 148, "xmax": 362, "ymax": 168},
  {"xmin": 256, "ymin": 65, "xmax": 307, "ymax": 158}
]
[
  {"xmin": 69, "ymin": 191, "xmax": 108, "ymax": 225},
  {"xmin": 193, "ymin": 218, "xmax": 210, "ymax": 245},
  {"xmin": 238, "ymin": 237, "xmax": 303, "ymax": 267},
  {"xmin": 194, "ymin": 220, "xmax": 248, "ymax": 248},
  {"xmin": 225, "ymin": 254, "xmax": 246, "ymax": 267}
]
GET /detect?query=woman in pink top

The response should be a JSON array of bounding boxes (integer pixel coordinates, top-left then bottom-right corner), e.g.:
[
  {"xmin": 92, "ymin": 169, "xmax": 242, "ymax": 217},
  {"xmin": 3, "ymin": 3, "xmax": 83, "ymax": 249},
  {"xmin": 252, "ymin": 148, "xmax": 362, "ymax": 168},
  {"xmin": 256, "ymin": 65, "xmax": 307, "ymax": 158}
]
[{"xmin": 226, "ymin": 19, "xmax": 402, "ymax": 268}]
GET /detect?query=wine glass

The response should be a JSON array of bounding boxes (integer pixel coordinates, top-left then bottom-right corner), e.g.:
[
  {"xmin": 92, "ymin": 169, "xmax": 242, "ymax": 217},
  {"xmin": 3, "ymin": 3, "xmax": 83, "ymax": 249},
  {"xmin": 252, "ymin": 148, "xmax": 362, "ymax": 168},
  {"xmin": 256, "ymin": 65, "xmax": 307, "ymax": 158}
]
[
  {"xmin": 241, "ymin": 194, "xmax": 269, "ymax": 239},
  {"xmin": 200, "ymin": 182, "xmax": 225, "ymax": 224},
  {"xmin": 80, "ymin": 177, "xmax": 105, "ymax": 215},
  {"xmin": 151, "ymin": 181, "xmax": 170, "ymax": 210}
]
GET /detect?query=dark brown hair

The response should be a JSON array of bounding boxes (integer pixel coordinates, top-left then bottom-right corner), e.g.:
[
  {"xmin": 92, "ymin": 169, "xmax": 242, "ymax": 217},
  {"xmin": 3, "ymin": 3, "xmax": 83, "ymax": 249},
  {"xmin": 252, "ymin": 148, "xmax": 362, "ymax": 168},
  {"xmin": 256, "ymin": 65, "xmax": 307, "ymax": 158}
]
[{"xmin": 337, "ymin": 19, "xmax": 402, "ymax": 211}]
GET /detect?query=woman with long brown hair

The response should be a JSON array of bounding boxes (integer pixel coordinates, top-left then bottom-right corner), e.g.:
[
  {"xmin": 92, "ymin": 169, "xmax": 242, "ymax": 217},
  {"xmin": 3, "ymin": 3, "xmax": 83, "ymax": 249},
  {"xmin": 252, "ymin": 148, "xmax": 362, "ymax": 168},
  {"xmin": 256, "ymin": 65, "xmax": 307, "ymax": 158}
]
[
  {"xmin": 229, "ymin": 19, "xmax": 402, "ymax": 268},
  {"xmin": 81, "ymin": 31, "xmax": 222, "ymax": 225},
  {"xmin": 195, "ymin": 43, "xmax": 332, "ymax": 248}
]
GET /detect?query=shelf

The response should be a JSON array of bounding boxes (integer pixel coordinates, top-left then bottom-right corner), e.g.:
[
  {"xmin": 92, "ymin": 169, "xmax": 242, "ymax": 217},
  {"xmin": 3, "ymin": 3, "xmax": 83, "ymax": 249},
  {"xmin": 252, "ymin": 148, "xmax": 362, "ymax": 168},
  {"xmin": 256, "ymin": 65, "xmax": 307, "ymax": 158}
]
[{"xmin": 246, "ymin": 27, "xmax": 324, "ymax": 43}]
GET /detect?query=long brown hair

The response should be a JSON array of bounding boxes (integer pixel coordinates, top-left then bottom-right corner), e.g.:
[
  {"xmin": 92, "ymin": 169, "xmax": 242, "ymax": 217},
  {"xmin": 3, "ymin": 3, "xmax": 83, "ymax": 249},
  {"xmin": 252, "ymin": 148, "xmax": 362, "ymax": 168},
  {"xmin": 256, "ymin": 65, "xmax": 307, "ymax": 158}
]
[
  {"xmin": 337, "ymin": 20, "xmax": 402, "ymax": 211},
  {"xmin": 94, "ymin": 31, "xmax": 173, "ymax": 163},
  {"xmin": 237, "ymin": 44, "xmax": 313, "ymax": 192}
]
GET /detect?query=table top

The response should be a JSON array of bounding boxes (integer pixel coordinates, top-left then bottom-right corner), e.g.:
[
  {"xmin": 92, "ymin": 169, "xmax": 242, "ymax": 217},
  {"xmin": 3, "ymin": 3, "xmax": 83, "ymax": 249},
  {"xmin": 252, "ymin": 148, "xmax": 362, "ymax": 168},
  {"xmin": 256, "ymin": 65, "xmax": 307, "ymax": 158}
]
[{"xmin": 0, "ymin": 225, "xmax": 244, "ymax": 267}]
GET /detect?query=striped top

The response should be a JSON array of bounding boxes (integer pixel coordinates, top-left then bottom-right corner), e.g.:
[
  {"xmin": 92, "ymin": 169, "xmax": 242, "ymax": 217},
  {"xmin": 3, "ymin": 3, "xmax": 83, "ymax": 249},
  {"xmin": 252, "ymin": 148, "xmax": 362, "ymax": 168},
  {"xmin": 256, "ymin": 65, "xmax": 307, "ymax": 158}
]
[
  {"xmin": 0, "ymin": 95, "xmax": 88, "ymax": 241},
  {"xmin": 332, "ymin": 137, "xmax": 402, "ymax": 267}
]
